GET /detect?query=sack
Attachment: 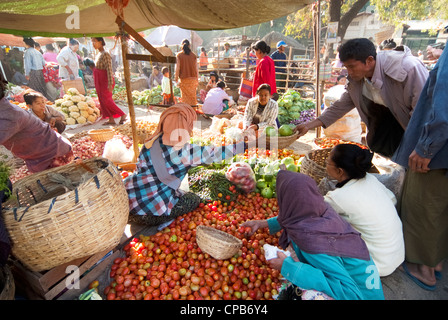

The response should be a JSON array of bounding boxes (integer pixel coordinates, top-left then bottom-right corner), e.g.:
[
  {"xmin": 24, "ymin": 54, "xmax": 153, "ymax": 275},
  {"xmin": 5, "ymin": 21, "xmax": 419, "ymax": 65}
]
[
  {"xmin": 102, "ymin": 138, "xmax": 134, "ymax": 163},
  {"xmin": 360, "ymin": 96, "xmax": 404, "ymax": 158},
  {"xmin": 239, "ymin": 78, "xmax": 253, "ymax": 99}
]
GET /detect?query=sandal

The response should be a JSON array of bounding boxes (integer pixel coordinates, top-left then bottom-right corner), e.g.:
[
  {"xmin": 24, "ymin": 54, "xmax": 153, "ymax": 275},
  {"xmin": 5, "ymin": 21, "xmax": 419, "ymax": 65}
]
[
  {"xmin": 401, "ymin": 262, "xmax": 436, "ymax": 291},
  {"xmin": 119, "ymin": 117, "xmax": 127, "ymax": 124},
  {"xmin": 102, "ymin": 121, "xmax": 116, "ymax": 126}
]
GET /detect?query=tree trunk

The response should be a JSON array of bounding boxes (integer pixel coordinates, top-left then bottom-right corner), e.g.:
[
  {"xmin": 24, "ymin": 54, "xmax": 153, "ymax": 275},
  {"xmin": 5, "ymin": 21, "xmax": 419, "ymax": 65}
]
[
  {"xmin": 325, "ymin": 0, "xmax": 370, "ymax": 61},
  {"xmin": 339, "ymin": 0, "xmax": 370, "ymax": 39}
]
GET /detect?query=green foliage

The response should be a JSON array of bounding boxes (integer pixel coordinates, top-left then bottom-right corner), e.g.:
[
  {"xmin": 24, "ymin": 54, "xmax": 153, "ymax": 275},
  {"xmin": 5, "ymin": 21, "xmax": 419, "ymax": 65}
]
[
  {"xmin": 0, "ymin": 157, "xmax": 11, "ymax": 197},
  {"xmin": 284, "ymin": 0, "xmax": 448, "ymax": 42}
]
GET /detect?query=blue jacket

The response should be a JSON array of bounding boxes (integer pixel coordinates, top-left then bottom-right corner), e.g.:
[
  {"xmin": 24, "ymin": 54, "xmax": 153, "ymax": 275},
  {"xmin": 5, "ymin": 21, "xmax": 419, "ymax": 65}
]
[
  {"xmin": 267, "ymin": 217, "xmax": 384, "ymax": 300},
  {"xmin": 392, "ymin": 47, "xmax": 448, "ymax": 170},
  {"xmin": 270, "ymin": 50, "xmax": 287, "ymax": 73}
]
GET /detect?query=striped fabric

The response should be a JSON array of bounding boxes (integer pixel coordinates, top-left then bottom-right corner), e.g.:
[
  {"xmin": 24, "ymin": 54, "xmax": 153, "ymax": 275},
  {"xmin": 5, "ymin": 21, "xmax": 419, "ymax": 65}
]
[{"xmin": 125, "ymin": 135, "xmax": 246, "ymax": 217}]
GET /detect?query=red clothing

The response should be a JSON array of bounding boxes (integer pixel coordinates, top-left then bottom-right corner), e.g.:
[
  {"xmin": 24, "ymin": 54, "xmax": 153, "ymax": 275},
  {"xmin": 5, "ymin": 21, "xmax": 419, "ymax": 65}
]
[
  {"xmin": 93, "ymin": 67, "xmax": 125, "ymax": 119},
  {"xmin": 252, "ymin": 56, "xmax": 277, "ymax": 97}
]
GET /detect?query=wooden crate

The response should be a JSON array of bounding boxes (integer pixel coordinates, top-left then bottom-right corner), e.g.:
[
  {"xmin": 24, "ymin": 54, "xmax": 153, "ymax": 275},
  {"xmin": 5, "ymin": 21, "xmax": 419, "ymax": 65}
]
[
  {"xmin": 10, "ymin": 247, "xmax": 120, "ymax": 300},
  {"xmin": 10, "ymin": 221, "xmax": 156, "ymax": 300}
]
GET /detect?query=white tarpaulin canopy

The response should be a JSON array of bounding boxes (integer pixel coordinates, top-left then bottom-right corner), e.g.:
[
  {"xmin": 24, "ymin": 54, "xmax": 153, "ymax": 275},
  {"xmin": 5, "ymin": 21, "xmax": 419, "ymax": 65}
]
[{"xmin": 145, "ymin": 26, "xmax": 203, "ymax": 48}]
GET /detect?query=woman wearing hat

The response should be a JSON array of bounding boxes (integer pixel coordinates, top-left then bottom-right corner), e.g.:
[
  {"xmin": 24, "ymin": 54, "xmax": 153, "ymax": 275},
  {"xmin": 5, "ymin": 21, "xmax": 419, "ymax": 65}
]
[
  {"xmin": 271, "ymin": 41, "xmax": 288, "ymax": 91},
  {"xmin": 251, "ymin": 40, "xmax": 277, "ymax": 98}
]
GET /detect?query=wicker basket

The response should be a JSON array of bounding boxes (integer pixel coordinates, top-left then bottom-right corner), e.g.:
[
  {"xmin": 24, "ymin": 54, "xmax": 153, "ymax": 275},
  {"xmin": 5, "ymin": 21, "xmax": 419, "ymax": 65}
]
[
  {"xmin": 1, "ymin": 157, "xmax": 129, "ymax": 272},
  {"xmin": 196, "ymin": 225, "xmax": 242, "ymax": 260},
  {"xmin": 0, "ymin": 265, "xmax": 15, "ymax": 300},
  {"xmin": 256, "ymin": 133, "xmax": 299, "ymax": 150},
  {"xmin": 88, "ymin": 128, "xmax": 115, "ymax": 142},
  {"xmin": 300, "ymin": 148, "xmax": 332, "ymax": 185}
]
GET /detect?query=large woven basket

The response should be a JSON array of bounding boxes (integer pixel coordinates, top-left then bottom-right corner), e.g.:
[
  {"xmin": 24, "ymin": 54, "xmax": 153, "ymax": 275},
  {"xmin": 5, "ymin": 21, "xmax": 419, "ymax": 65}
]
[
  {"xmin": 1, "ymin": 157, "xmax": 129, "ymax": 272},
  {"xmin": 300, "ymin": 148, "xmax": 332, "ymax": 185},
  {"xmin": 196, "ymin": 225, "xmax": 242, "ymax": 260},
  {"xmin": 0, "ymin": 265, "xmax": 15, "ymax": 300},
  {"xmin": 88, "ymin": 128, "xmax": 115, "ymax": 142}
]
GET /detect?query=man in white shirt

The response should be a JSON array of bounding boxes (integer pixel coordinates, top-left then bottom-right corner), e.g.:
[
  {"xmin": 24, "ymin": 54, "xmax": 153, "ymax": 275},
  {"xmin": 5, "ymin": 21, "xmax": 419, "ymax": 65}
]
[{"xmin": 57, "ymin": 39, "xmax": 80, "ymax": 80}]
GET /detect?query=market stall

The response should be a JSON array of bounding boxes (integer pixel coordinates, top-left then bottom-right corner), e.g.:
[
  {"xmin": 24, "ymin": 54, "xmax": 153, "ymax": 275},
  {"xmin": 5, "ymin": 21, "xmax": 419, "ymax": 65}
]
[{"xmin": 1, "ymin": 0, "xmax": 328, "ymax": 302}]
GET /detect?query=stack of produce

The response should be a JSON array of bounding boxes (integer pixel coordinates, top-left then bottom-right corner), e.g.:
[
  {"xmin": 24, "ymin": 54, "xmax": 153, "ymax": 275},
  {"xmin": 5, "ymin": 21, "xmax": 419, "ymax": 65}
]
[
  {"xmin": 277, "ymin": 89, "xmax": 316, "ymax": 126},
  {"xmin": 113, "ymin": 120, "xmax": 158, "ymax": 144},
  {"xmin": 103, "ymin": 192, "xmax": 283, "ymax": 300},
  {"xmin": 314, "ymin": 137, "xmax": 369, "ymax": 149},
  {"xmin": 54, "ymin": 88, "xmax": 101, "ymax": 125},
  {"xmin": 112, "ymin": 86, "xmax": 127, "ymax": 101},
  {"xmin": 131, "ymin": 85, "xmax": 181, "ymax": 105},
  {"xmin": 70, "ymin": 134, "xmax": 133, "ymax": 161}
]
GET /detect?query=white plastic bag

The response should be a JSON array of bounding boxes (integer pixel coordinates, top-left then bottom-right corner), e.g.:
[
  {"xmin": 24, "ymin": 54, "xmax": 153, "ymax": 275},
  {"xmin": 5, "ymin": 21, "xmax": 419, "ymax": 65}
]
[
  {"xmin": 102, "ymin": 138, "xmax": 134, "ymax": 163},
  {"xmin": 263, "ymin": 244, "xmax": 291, "ymax": 260}
]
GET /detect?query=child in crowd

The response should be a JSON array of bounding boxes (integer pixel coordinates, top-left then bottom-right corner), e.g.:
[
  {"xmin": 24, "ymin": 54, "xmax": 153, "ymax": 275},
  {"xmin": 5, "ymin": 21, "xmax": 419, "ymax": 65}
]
[
  {"xmin": 24, "ymin": 91, "xmax": 66, "ymax": 134},
  {"xmin": 161, "ymin": 67, "xmax": 173, "ymax": 105}
]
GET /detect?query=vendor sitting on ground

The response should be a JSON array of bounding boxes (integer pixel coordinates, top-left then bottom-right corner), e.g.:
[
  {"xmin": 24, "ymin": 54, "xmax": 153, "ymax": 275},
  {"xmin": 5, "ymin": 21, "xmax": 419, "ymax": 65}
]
[
  {"xmin": 0, "ymin": 74, "xmax": 73, "ymax": 173},
  {"xmin": 242, "ymin": 171, "xmax": 384, "ymax": 300},
  {"xmin": 25, "ymin": 91, "xmax": 67, "ymax": 134},
  {"xmin": 201, "ymin": 80, "xmax": 233, "ymax": 116},
  {"xmin": 125, "ymin": 103, "xmax": 249, "ymax": 226},
  {"xmin": 243, "ymin": 83, "xmax": 278, "ymax": 134},
  {"xmin": 161, "ymin": 66, "xmax": 173, "ymax": 105},
  {"xmin": 324, "ymin": 144, "xmax": 405, "ymax": 277}
]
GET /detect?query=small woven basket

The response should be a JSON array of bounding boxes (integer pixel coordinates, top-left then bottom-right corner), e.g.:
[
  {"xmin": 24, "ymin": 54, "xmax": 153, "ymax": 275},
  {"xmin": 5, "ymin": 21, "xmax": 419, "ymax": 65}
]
[
  {"xmin": 300, "ymin": 148, "xmax": 332, "ymax": 185},
  {"xmin": 257, "ymin": 133, "xmax": 299, "ymax": 150},
  {"xmin": 196, "ymin": 225, "xmax": 242, "ymax": 260},
  {"xmin": 0, "ymin": 265, "xmax": 15, "ymax": 300},
  {"xmin": 1, "ymin": 157, "xmax": 129, "ymax": 272},
  {"xmin": 88, "ymin": 128, "xmax": 115, "ymax": 142}
]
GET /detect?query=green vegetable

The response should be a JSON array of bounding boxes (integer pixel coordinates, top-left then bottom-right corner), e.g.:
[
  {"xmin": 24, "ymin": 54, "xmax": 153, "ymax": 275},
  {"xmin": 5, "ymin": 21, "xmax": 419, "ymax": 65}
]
[{"xmin": 0, "ymin": 159, "xmax": 11, "ymax": 198}]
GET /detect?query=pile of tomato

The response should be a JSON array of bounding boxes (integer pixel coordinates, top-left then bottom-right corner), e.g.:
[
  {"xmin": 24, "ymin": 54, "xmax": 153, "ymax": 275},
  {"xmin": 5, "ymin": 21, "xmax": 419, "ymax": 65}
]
[
  {"xmin": 314, "ymin": 137, "xmax": 369, "ymax": 150},
  {"xmin": 104, "ymin": 193, "xmax": 284, "ymax": 300}
]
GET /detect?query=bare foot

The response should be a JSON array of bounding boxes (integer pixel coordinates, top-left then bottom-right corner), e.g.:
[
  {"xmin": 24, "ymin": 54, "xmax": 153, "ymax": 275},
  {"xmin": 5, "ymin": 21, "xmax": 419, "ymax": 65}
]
[
  {"xmin": 402, "ymin": 262, "xmax": 436, "ymax": 286},
  {"xmin": 435, "ymin": 261, "xmax": 444, "ymax": 273}
]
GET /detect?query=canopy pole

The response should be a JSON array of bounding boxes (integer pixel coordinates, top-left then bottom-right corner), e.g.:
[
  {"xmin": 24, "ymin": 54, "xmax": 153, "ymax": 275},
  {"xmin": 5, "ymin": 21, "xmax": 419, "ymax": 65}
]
[
  {"xmin": 120, "ymin": 30, "xmax": 140, "ymax": 162},
  {"xmin": 313, "ymin": 0, "xmax": 322, "ymax": 138}
]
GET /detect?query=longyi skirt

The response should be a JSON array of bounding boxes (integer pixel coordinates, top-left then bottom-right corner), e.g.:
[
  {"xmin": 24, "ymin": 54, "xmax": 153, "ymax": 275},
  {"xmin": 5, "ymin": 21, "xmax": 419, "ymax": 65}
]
[{"xmin": 400, "ymin": 169, "xmax": 448, "ymax": 266}]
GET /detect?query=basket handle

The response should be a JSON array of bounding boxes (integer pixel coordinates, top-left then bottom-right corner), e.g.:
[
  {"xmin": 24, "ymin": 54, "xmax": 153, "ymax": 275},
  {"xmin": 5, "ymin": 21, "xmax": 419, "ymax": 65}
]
[{"xmin": 13, "ymin": 206, "xmax": 30, "ymax": 222}]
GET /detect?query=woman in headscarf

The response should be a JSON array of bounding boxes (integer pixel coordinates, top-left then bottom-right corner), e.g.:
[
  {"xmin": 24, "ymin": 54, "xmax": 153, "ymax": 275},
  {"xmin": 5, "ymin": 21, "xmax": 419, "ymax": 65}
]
[
  {"xmin": 242, "ymin": 171, "xmax": 384, "ymax": 300},
  {"xmin": 125, "ymin": 104, "xmax": 249, "ymax": 226},
  {"xmin": 175, "ymin": 39, "xmax": 199, "ymax": 106}
]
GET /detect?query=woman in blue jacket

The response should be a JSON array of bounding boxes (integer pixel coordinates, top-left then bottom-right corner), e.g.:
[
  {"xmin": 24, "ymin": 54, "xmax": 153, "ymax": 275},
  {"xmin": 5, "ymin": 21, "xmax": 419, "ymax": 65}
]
[{"xmin": 242, "ymin": 171, "xmax": 384, "ymax": 300}]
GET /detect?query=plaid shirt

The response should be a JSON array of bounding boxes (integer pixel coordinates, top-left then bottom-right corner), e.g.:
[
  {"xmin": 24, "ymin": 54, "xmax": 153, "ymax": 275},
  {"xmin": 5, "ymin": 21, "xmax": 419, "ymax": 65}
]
[{"xmin": 125, "ymin": 135, "xmax": 246, "ymax": 217}]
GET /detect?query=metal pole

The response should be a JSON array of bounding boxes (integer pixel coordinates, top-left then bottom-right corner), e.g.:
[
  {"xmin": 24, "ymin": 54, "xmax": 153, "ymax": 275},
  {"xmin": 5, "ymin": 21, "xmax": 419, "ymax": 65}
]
[{"xmin": 314, "ymin": 0, "xmax": 322, "ymax": 138}]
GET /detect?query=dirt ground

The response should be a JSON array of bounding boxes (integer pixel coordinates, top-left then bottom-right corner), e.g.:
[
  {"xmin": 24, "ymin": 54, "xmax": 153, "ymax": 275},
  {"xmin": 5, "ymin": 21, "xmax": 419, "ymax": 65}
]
[{"xmin": 62, "ymin": 103, "xmax": 448, "ymax": 300}]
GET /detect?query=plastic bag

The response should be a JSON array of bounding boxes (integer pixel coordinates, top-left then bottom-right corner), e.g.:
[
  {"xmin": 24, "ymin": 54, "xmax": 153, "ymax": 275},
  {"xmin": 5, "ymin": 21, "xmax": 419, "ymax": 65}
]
[
  {"xmin": 263, "ymin": 244, "xmax": 291, "ymax": 260},
  {"xmin": 209, "ymin": 117, "xmax": 231, "ymax": 134},
  {"xmin": 323, "ymin": 108, "xmax": 362, "ymax": 143},
  {"xmin": 102, "ymin": 138, "xmax": 134, "ymax": 163},
  {"xmin": 225, "ymin": 162, "xmax": 256, "ymax": 193}
]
